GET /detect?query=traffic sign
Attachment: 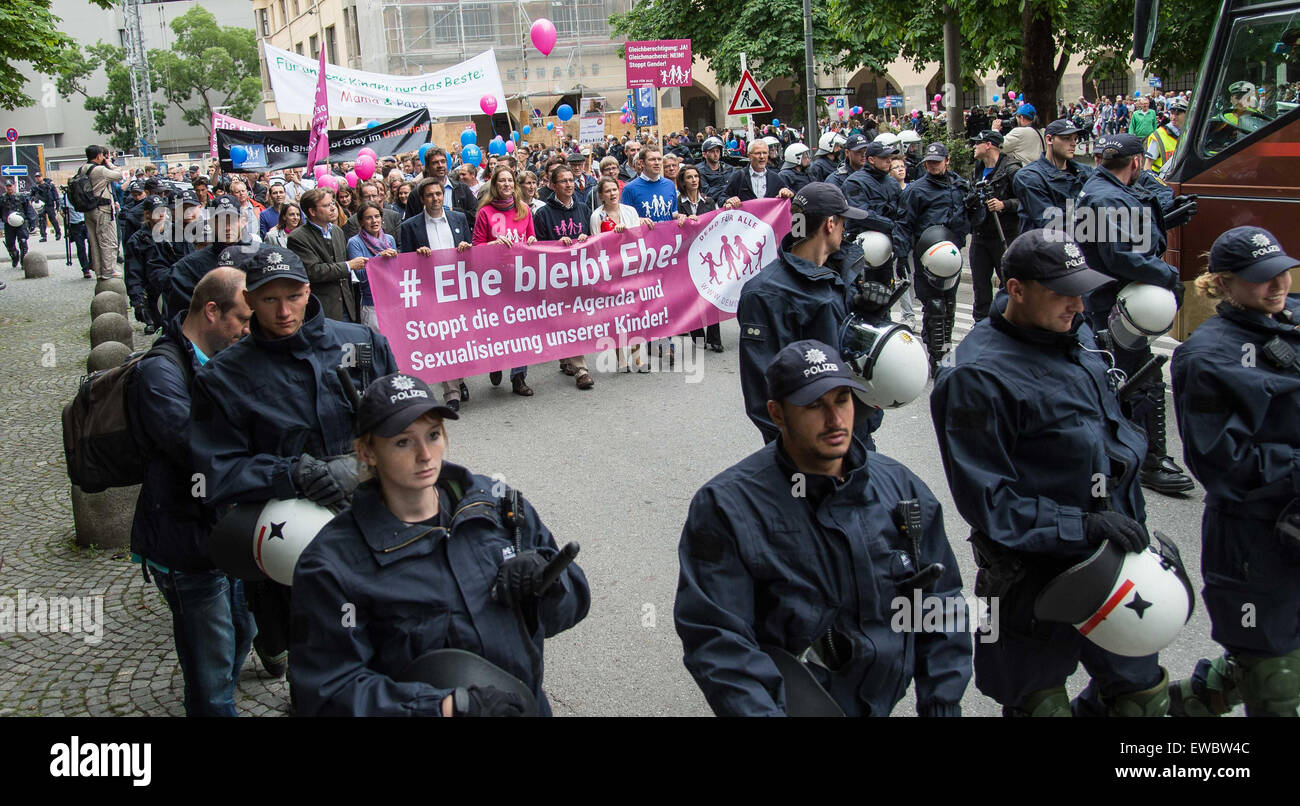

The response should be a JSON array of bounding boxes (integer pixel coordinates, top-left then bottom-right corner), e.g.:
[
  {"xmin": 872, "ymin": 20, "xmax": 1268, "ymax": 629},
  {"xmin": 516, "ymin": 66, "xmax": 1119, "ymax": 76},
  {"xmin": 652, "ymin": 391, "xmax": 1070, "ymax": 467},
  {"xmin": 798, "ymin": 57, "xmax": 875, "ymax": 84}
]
[
  {"xmin": 816, "ymin": 87, "xmax": 856, "ymax": 97},
  {"xmin": 1149, "ymin": 76, "xmax": 1162, "ymax": 88},
  {"xmin": 2, "ymin": 165, "xmax": 28, "ymax": 176},
  {"xmin": 728, "ymin": 70, "xmax": 772, "ymax": 116},
  {"xmin": 5, "ymin": 128, "xmax": 16, "ymax": 143}
]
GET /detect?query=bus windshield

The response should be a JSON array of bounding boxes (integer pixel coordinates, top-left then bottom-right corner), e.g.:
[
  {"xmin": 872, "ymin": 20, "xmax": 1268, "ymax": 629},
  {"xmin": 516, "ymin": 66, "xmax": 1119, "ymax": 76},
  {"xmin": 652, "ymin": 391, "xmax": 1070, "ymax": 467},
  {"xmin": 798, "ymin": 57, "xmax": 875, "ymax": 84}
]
[{"xmin": 1199, "ymin": 9, "xmax": 1300, "ymax": 155}]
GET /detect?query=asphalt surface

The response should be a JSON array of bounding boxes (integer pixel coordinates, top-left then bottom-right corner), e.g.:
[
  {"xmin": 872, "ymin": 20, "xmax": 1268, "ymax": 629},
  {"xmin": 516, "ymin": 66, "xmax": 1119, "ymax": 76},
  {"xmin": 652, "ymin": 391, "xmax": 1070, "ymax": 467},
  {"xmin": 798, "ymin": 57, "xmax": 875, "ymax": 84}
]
[{"xmin": 0, "ymin": 234, "xmax": 1220, "ymax": 717}]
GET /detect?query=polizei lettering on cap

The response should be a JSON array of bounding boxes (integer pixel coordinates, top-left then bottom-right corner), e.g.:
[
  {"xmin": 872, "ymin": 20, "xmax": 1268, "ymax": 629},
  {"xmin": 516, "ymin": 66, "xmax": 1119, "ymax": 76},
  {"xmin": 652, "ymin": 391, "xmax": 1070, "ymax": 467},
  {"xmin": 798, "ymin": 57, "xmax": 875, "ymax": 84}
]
[
  {"xmin": 389, "ymin": 389, "xmax": 430, "ymax": 404},
  {"xmin": 802, "ymin": 362, "xmax": 840, "ymax": 377}
]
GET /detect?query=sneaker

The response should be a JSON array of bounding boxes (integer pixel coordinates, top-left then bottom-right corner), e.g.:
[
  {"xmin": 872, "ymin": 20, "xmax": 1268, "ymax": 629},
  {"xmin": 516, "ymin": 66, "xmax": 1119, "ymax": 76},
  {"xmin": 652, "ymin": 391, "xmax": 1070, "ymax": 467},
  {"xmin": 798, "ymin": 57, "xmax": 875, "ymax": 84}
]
[{"xmin": 254, "ymin": 642, "xmax": 288, "ymax": 679}]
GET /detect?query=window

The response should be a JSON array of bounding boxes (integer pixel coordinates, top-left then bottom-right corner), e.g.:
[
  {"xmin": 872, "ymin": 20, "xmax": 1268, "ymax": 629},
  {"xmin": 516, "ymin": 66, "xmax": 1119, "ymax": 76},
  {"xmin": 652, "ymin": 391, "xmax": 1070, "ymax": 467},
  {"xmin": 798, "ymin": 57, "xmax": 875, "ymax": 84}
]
[
  {"xmin": 345, "ymin": 7, "xmax": 362, "ymax": 59},
  {"xmin": 257, "ymin": 8, "xmax": 270, "ymax": 36},
  {"xmin": 459, "ymin": 3, "xmax": 494, "ymax": 42},
  {"xmin": 1197, "ymin": 9, "xmax": 1300, "ymax": 156},
  {"xmin": 291, "ymin": 0, "xmax": 299, "ymax": 18},
  {"xmin": 309, "ymin": 34, "xmax": 319, "ymax": 57},
  {"xmin": 553, "ymin": 0, "xmax": 608, "ymax": 38},
  {"xmin": 278, "ymin": 0, "xmax": 287, "ymax": 28},
  {"xmin": 326, "ymin": 25, "xmax": 337, "ymax": 64},
  {"xmin": 295, "ymin": 42, "xmax": 304, "ymax": 56}
]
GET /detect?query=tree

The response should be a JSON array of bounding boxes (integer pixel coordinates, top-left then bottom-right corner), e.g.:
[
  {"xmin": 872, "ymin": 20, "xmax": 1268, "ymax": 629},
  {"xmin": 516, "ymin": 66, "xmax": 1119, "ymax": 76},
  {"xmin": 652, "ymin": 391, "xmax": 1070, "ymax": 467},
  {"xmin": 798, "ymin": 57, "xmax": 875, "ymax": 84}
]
[
  {"xmin": 0, "ymin": 0, "xmax": 114, "ymax": 110},
  {"xmin": 56, "ymin": 6, "xmax": 259, "ymax": 152},
  {"xmin": 610, "ymin": 0, "xmax": 887, "ymax": 125},
  {"xmin": 830, "ymin": 0, "xmax": 1220, "ymax": 121}
]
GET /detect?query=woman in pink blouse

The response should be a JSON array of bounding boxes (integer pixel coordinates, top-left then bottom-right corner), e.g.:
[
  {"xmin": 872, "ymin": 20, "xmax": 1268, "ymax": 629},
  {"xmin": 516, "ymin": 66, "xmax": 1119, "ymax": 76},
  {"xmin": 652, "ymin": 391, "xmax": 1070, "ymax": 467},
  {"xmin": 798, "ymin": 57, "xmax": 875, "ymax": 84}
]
[{"xmin": 473, "ymin": 166, "xmax": 538, "ymax": 395}]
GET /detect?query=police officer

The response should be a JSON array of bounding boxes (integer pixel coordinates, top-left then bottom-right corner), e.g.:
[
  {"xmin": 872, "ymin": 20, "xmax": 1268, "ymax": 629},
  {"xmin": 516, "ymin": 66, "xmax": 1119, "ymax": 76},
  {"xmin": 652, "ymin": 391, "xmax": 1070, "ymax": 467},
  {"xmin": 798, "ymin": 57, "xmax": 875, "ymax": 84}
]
[
  {"xmin": 1012, "ymin": 118, "xmax": 1092, "ymax": 234},
  {"xmin": 968, "ymin": 130, "xmax": 1021, "ymax": 322},
  {"xmin": 677, "ymin": 339, "xmax": 971, "ymax": 717},
  {"xmin": 124, "ymin": 195, "xmax": 169, "ymax": 332},
  {"xmin": 931, "ymin": 230, "xmax": 1169, "ymax": 717},
  {"xmin": 694, "ymin": 137, "xmax": 732, "ymax": 206},
  {"xmin": 900, "ymin": 142, "xmax": 981, "ymax": 374},
  {"xmin": 190, "ymin": 245, "xmax": 399, "ymax": 680},
  {"xmin": 828, "ymin": 133, "xmax": 869, "ymax": 189},
  {"xmin": 165, "ymin": 194, "xmax": 247, "ymax": 321},
  {"xmin": 777, "ymin": 143, "xmax": 811, "ymax": 193},
  {"xmin": 290, "ymin": 372, "xmax": 591, "ymax": 716},
  {"xmin": 0, "ymin": 179, "xmax": 35, "ymax": 269},
  {"xmin": 1168, "ymin": 227, "xmax": 1300, "ymax": 717},
  {"xmin": 807, "ymin": 131, "xmax": 845, "ymax": 183},
  {"xmin": 737, "ymin": 183, "xmax": 882, "ymax": 446},
  {"xmin": 31, "ymin": 173, "xmax": 62, "ymax": 241},
  {"xmin": 129, "ymin": 267, "xmax": 255, "ymax": 716},
  {"xmin": 1075, "ymin": 133, "xmax": 1194, "ymax": 496},
  {"xmin": 1144, "ymin": 96, "xmax": 1187, "ymax": 175},
  {"xmin": 119, "ymin": 180, "xmax": 150, "ymax": 245}
]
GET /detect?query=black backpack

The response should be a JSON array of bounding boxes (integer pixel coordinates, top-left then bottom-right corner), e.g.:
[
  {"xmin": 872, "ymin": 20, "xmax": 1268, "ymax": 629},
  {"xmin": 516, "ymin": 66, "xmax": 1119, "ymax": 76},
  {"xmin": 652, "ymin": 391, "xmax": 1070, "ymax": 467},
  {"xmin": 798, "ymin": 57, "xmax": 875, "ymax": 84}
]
[
  {"xmin": 62, "ymin": 341, "xmax": 188, "ymax": 493},
  {"xmin": 67, "ymin": 164, "xmax": 103, "ymax": 213}
]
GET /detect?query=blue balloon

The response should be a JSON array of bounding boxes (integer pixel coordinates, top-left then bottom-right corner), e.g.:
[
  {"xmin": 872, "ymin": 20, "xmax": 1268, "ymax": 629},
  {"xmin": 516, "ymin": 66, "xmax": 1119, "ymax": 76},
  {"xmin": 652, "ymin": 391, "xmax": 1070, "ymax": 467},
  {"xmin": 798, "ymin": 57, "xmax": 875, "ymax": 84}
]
[
  {"xmin": 557, "ymin": 104, "xmax": 574, "ymax": 122},
  {"xmin": 460, "ymin": 129, "xmax": 476, "ymax": 146},
  {"xmin": 546, "ymin": 122, "xmax": 555, "ymax": 130},
  {"xmin": 726, "ymin": 139, "xmax": 738, "ymax": 150},
  {"xmin": 229, "ymin": 146, "xmax": 247, "ymax": 166},
  {"xmin": 992, "ymin": 95, "xmax": 999, "ymax": 102},
  {"xmin": 488, "ymin": 140, "xmax": 506, "ymax": 156},
  {"xmin": 461, "ymin": 144, "xmax": 482, "ymax": 166},
  {"xmin": 522, "ymin": 125, "xmax": 531, "ymax": 135},
  {"xmin": 365, "ymin": 119, "xmax": 380, "ymax": 128},
  {"xmin": 511, "ymin": 131, "xmax": 519, "ymax": 142},
  {"xmin": 418, "ymin": 143, "xmax": 433, "ymax": 163},
  {"xmin": 771, "ymin": 118, "xmax": 780, "ymax": 126}
]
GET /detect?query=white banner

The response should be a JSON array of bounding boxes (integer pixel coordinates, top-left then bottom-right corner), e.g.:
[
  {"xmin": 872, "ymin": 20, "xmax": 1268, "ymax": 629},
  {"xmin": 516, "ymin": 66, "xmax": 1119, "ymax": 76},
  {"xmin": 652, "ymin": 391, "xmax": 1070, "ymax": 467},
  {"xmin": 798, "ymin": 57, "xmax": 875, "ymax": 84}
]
[{"xmin": 263, "ymin": 42, "xmax": 507, "ymax": 119}]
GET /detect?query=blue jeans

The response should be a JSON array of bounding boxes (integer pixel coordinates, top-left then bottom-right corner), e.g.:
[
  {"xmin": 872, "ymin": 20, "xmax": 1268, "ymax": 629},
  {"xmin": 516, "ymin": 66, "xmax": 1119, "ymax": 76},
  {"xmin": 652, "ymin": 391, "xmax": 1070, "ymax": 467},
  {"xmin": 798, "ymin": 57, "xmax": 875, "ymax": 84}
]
[{"xmin": 153, "ymin": 569, "xmax": 257, "ymax": 717}]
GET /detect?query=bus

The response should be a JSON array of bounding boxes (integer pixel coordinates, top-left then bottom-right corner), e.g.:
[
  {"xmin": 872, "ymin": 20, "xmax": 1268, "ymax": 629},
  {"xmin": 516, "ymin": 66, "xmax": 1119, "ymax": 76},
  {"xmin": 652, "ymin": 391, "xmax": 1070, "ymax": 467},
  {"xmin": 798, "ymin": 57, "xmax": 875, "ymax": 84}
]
[{"xmin": 1145, "ymin": 0, "xmax": 1300, "ymax": 336}]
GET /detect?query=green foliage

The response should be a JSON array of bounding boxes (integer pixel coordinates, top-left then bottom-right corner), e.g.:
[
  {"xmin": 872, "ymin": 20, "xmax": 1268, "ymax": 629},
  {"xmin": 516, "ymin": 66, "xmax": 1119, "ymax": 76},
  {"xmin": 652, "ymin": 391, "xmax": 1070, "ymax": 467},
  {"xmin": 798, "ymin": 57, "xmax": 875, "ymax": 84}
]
[
  {"xmin": 0, "ymin": 0, "xmax": 114, "ymax": 109},
  {"xmin": 55, "ymin": 5, "xmax": 259, "ymax": 150}
]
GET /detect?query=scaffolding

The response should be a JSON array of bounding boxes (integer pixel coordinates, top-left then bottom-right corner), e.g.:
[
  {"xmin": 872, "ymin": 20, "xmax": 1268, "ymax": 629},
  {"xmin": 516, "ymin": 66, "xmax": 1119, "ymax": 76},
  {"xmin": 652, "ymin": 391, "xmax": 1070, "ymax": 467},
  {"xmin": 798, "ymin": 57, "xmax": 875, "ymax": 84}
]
[{"xmin": 123, "ymin": 0, "xmax": 160, "ymax": 158}]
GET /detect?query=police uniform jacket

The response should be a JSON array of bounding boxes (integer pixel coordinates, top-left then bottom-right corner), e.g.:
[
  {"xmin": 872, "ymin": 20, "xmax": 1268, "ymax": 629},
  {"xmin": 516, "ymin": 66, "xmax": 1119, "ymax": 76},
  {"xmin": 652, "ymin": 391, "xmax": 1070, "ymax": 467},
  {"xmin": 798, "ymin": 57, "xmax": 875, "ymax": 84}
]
[
  {"xmin": 697, "ymin": 161, "xmax": 733, "ymax": 205},
  {"xmin": 843, "ymin": 165, "xmax": 908, "ymax": 253},
  {"xmin": 165, "ymin": 243, "xmax": 224, "ymax": 321},
  {"xmin": 778, "ymin": 166, "xmax": 811, "ymax": 194},
  {"xmin": 931, "ymin": 296, "xmax": 1148, "ymax": 566},
  {"xmin": 807, "ymin": 155, "xmax": 838, "ymax": 183},
  {"xmin": 1011, "ymin": 156, "xmax": 1093, "ymax": 234},
  {"xmin": 675, "ymin": 435, "xmax": 971, "ymax": 717},
  {"xmin": 190, "ymin": 295, "xmax": 397, "ymax": 509},
  {"xmin": 899, "ymin": 170, "xmax": 980, "ymax": 251},
  {"xmin": 1074, "ymin": 165, "xmax": 1178, "ymax": 316},
  {"xmin": 737, "ymin": 246, "xmax": 882, "ymax": 445},
  {"xmin": 0, "ymin": 192, "xmax": 36, "ymax": 230},
  {"xmin": 1171, "ymin": 296, "xmax": 1300, "ymax": 655},
  {"xmin": 969, "ymin": 154, "xmax": 1022, "ymax": 241},
  {"xmin": 290, "ymin": 467, "xmax": 590, "ymax": 716}
]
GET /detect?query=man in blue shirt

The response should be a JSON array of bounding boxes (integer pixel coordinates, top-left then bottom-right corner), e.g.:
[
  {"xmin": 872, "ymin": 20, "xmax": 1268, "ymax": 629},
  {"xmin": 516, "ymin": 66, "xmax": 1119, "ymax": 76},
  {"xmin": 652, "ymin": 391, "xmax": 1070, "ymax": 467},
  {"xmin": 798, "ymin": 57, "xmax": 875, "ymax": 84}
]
[{"xmin": 620, "ymin": 144, "xmax": 688, "ymax": 223}]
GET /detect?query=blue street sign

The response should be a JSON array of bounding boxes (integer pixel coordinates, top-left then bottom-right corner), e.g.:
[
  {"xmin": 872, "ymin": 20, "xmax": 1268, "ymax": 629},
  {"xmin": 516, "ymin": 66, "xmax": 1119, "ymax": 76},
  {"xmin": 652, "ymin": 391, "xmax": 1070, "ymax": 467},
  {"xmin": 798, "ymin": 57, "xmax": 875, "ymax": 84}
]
[
  {"xmin": 1, "ymin": 164, "xmax": 28, "ymax": 176},
  {"xmin": 634, "ymin": 86, "xmax": 657, "ymax": 127}
]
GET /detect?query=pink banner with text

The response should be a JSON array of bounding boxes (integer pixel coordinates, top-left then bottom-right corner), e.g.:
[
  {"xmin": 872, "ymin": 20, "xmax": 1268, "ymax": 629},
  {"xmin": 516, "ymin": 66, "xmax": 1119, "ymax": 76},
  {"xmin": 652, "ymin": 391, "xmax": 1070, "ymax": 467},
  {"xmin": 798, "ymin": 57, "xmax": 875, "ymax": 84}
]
[
  {"xmin": 210, "ymin": 112, "xmax": 277, "ymax": 158},
  {"xmin": 624, "ymin": 39, "xmax": 693, "ymax": 88},
  {"xmin": 369, "ymin": 200, "xmax": 790, "ymax": 384}
]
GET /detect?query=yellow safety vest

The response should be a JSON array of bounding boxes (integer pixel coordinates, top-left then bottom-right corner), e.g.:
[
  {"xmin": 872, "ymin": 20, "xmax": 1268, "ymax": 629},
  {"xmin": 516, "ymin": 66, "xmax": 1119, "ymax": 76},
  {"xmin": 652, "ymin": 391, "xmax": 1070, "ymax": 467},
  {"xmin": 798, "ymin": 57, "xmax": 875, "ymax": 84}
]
[{"xmin": 1145, "ymin": 125, "xmax": 1179, "ymax": 171}]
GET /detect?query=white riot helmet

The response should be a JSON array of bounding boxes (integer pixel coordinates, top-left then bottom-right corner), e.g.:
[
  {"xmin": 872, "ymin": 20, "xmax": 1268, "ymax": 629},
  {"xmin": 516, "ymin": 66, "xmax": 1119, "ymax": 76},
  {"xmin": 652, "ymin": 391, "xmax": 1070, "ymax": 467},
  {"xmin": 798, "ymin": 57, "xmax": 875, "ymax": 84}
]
[
  {"xmin": 856, "ymin": 229, "xmax": 893, "ymax": 268},
  {"xmin": 1034, "ymin": 532, "xmax": 1193, "ymax": 657},
  {"xmin": 874, "ymin": 132, "xmax": 900, "ymax": 147},
  {"xmin": 783, "ymin": 142, "xmax": 810, "ymax": 167},
  {"xmin": 839, "ymin": 314, "xmax": 930, "ymax": 408},
  {"xmin": 817, "ymin": 131, "xmax": 846, "ymax": 156},
  {"xmin": 916, "ymin": 225, "xmax": 963, "ymax": 291},
  {"xmin": 31, "ymin": 200, "xmax": 44, "ymax": 214},
  {"xmin": 209, "ymin": 497, "xmax": 335, "ymax": 585},
  {"xmin": 897, "ymin": 129, "xmax": 922, "ymax": 145},
  {"xmin": 1108, "ymin": 282, "xmax": 1177, "ymax": 350},
  {"xmin": 6, "ymin": 212, "xmax": 24, "ymax": 228}
]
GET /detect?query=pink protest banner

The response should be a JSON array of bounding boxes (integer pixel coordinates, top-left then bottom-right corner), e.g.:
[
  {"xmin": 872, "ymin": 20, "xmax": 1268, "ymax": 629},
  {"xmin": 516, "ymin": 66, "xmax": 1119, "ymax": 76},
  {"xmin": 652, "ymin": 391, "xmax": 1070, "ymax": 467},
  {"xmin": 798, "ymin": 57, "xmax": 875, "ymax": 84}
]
[
  {"xmin": 369, "ymin": 200, "xmax": 790, "ymax": 384},
  {"xmin": 625, "ymin": 39, "xmax": 693, "ymax": 88},
  {"xmin": 305, "ymin": 45, "xmax": 330, "ymax": 173},
  {"xmin": 210, "ymin": 112, "xmax": 277, "ymax": 158}
]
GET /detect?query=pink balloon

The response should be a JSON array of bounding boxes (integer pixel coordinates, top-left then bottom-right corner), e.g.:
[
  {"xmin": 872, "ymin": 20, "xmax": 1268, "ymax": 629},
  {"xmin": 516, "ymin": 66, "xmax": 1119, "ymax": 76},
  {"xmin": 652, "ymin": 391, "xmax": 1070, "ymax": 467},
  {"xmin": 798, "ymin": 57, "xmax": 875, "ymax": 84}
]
[
  {"xmin": 317, "ymin": 174, "xmax": 338, "ymax": 192},
  {"xmin": 313, "ymin": 164, "xmax": 329, "ymax": 180},
  {"xmin": 480, "ymin": 94, "xmax": 498, "ymax": 116},
  {"xmin": 838, "ymin": 109, "xmax": 845, "ymax": 117},
  {"xmin": 530, "ymin": 18, "xmax": 557, "ymax": 56},
  {"xmin": 934, "ymin": 94, "xmax": 942, "ymax": 102},
  {"xmin": 505, "ymin": 141, "xmax": 515, "ymax": 153},
  {"xmin": 345, "ymin": 170, "xmax": 358, "ymax": 188},
  {"xmin": 354, "ymin": 155, "xmax": 376, "ymax": 181},
  {"xmin": 357, "ymin": 147, "xmax": 378, "ymax": 162},
  {"xmin": 1008, "ymin": 91, "xmax": 1017, "ymax": 100}
]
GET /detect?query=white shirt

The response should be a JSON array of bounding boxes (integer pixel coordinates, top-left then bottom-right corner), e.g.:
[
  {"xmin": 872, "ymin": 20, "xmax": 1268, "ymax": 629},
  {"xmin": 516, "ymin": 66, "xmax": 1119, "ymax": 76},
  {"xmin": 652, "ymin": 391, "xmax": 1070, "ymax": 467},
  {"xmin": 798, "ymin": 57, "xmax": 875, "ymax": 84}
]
[
  {"xmin": 749, "ymin": 167, "xmax": 767, "ymax": 199},
  {"xmin": 590, "ymin": 204, "xmax": 641, "ymax": 233},
  {"xmin": 423, "ymin": 210, "xmax": 455, "ymax": 250}
]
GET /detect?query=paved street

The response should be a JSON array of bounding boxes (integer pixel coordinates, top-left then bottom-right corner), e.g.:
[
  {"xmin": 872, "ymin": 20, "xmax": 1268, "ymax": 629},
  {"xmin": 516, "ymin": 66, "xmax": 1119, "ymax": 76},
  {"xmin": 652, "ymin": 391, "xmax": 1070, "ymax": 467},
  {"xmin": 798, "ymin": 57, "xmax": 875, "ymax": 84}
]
[{"xmin": 0, "ymin": 235, "xmax": 1219, "ymax": 717}]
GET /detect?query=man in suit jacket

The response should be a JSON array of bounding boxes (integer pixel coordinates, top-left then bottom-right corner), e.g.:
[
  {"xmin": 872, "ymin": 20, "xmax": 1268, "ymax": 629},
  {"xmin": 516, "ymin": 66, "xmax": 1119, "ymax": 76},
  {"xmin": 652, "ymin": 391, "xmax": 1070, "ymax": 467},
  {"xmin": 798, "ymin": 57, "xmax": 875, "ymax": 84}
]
[
  {"xmin": 286, "ymin": 187, "xmax": 366, "ymax": 323},
  {"xmin": 344, "ymin": 181, "xmax": 402, "ymax": 238},
  {"xmin": 397, "ymin": 178, "xmax": 472, "ymax": 254},
  {"xmin": 723, "ymin": 139, "xmax": 795, "ymax": 205},
  {"xmin": 403, "ymin": 147, "xmax": 477, "ymax": 222}
]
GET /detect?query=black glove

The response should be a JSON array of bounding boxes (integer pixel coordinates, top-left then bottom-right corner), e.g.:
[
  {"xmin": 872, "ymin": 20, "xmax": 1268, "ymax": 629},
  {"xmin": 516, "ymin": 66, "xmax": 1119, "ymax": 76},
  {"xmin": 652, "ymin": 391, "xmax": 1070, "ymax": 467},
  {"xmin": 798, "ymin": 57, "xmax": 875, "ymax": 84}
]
[
  {"xmin": 454, "ymin": 685, "xmax": 527, "ymax": 717},
  {"xmin": 1084, "ymin": 511, "xmax": 1150, "ymax": 554},
  {"xmin": 493, "ymin": 550, "xmax": 550, "ymax": 608},
  {"xmin": 851, "ymin": 280, "xmax": 893, "ymax": 316},
  {"xmin": 292, "ymin": 453, "xmax": 359, "ymax": 509},
  {"xmin": 893, "ymin": 256, "xmax": 910, "ymax": 282},
  {"xmin": 131, "ymin": 302, "xmax": 148, "ymax": 323}
]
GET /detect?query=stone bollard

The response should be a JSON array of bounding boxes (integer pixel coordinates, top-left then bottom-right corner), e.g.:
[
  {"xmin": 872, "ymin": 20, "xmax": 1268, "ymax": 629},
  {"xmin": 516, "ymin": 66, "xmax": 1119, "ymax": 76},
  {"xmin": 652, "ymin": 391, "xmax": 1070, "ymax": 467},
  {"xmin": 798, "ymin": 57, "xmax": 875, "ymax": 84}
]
[
  {"xmin": 90, "ymin": 290, "xmax": 128, "ymax": 320},
  {"xmin": 21, "ymin": 251, "xmax": 49, "ymax": 279},
  {"xmin": 89, "ymin": 312, "xmax": 134, "ymax": 349},
  {"xmin": 86, "ymin": 341, "xmax": 132, "ymax": 373},
  {"xmin": 94, "ymin": 277, "xmax": 128, "ymax": 297},
  {"xmin": 70, "ymin": 483, "xmax": 140, "ymax": 549}
]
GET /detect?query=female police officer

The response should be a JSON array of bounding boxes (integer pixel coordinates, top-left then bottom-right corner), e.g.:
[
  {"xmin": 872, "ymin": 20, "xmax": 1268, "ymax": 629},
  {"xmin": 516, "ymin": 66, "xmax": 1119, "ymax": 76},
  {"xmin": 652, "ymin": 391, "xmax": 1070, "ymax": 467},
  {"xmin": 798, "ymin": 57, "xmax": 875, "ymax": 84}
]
[
  {"xmin": 288, "ymin": 372, "xmax": 590, "ymax": 716},
  {"xmin": 1169, "ymin": 226, "xmax": 1300, "ymax": 717}
]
